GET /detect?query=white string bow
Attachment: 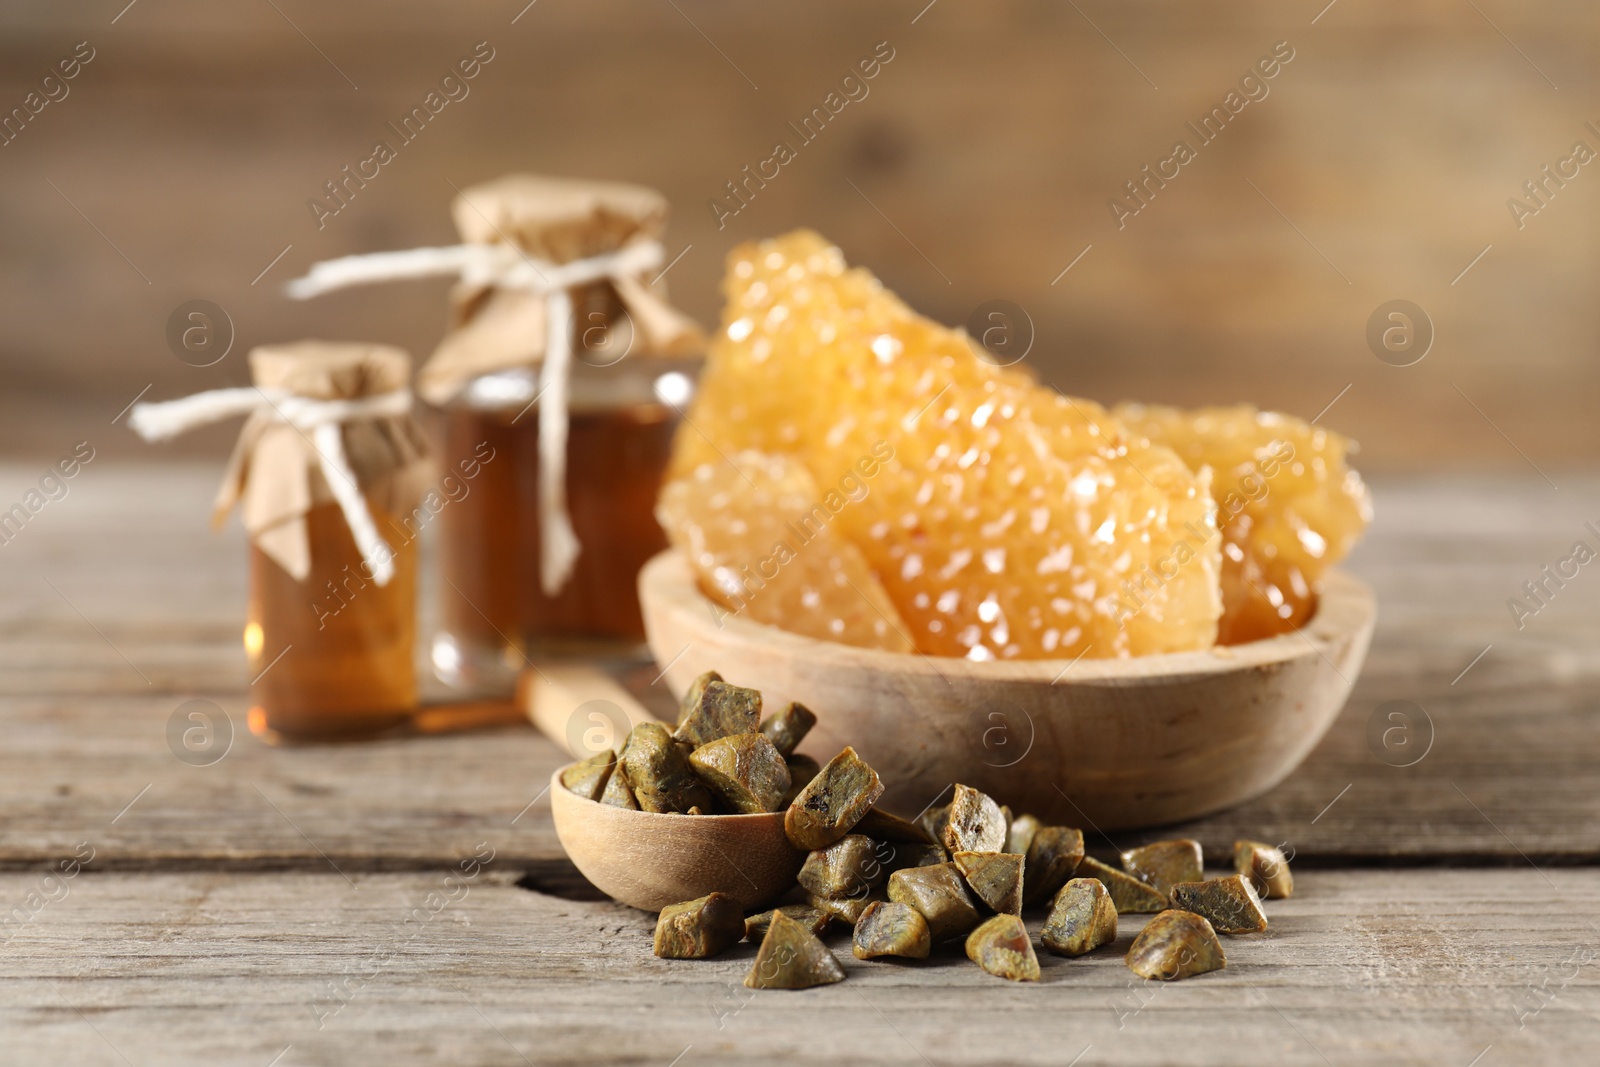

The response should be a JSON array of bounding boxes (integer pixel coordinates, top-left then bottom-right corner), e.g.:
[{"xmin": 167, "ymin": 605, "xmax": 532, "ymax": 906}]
[
  {"xmin": 129, "ymin": 387, "xmax": 413, "ymax": 586},
  {"xmin": 286, "ymin": 239, "xmax": 664, "ymax": 595}
]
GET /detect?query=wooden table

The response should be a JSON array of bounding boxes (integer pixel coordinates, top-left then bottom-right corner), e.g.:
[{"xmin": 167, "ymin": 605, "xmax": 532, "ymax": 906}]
[{"xmin": 2, "ymin": 463, "xmax": 1596, "ymax": 1065}]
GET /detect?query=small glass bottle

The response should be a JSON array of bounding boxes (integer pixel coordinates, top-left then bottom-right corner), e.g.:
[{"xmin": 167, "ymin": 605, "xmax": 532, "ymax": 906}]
[
  {"xmin": 133, "ymin": 335, "xmax": 440, "ymax": 739},
  {"xmin": 134, "ymin": 339, "xmax": 435, "ymax": 743},
  {"xmin": 414, "ymin": 175, "xmax": 707, "ymax": 694},
  {"xmin": 431, "ymin": 354, "xmax": 697, "ymax": 691},
  {"xmin": 246, "ymin": 497, "xmax": 419, "ymax": 742}
]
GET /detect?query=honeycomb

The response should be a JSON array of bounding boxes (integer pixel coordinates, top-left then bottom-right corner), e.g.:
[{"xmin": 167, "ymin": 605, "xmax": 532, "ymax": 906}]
[
  {"xmin": 669, "ymin": 230, "xmax": 1221, "ymax": 660},
  {"xmin": 657, "ymin": 450, "xmax": 913, "ymax": 651},
  {"xmin": 1113, "ymin": 404, "xmax": 1372, "ymax": 644}
]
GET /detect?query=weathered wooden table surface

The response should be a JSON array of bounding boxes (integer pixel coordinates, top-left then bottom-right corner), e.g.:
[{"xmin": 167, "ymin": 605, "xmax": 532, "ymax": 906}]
[{"xmin": 2, "ymin": 462, "xmax": 1597, "ymax": 1066}]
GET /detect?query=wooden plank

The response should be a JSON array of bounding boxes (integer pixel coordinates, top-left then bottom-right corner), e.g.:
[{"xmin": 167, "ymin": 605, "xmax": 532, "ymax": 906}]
[
  {"xmin": 1, "ymin": 869, "xmax": 1595, "ymax": 1065},
  {"xmin": 0, "ymin": 465, "xmax": 1597, "ymax": 868},
  {"xmin": 2, "ymin": 2, "xmax": 1598, "ymax": 469}
]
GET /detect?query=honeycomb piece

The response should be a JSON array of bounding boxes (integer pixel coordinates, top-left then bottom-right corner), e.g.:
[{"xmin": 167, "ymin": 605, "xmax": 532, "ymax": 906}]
[
  {"xmin": 657, "ymin": 450, "xmax": 913, "ymax": 652},
  {"xmin": 671, "ymin": 230, "xmax": 1220, "ymax": 659},
  {"xmin": 1112, "ymin": 403, "xmax": 1372, "ymax": 645}
]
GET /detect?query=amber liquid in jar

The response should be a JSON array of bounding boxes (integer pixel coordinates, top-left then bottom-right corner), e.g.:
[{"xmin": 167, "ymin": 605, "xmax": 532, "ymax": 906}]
[
  {"xmin": 433, "ymin": 396, "xmax": 678, "ymax": 691},
  {"xmin": 246, "ymin": 500, "xmax": 418, "ymax": 742}
]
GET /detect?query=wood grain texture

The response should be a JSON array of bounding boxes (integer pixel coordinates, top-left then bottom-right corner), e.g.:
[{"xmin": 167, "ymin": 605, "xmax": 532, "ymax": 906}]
[
  {"xmin": 2, "ymin": 869, "xmax": 1596, "ymax": 1065},
  {"xmin": 0, "ymin": 464, "xmax": 1596, "ymax": 871},
  {"xmin": 1, "ymin": 2, "xmax": 1595, "ymax": 470}
]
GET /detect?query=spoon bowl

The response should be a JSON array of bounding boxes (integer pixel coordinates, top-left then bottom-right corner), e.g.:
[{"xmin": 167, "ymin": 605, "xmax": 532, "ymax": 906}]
[
  {"xmin": 639, "ymin": 550, "xmax": 1376, "ymax": 831},
  {"xmin": 548, "ymin": 768, "xmax": 806, "ymax": 912}
]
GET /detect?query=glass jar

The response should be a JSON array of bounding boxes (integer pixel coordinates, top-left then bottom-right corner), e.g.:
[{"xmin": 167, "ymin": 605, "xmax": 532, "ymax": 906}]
[
  {"xmin": 246, "ymin": 498, "xmax": 419, "ymax": 742},
  {"xmin": 430, "ymin": 351, "xmax": 697, "ymax": 693}
]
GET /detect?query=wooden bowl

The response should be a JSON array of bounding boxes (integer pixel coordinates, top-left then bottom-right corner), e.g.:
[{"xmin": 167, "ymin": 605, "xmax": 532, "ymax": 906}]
[
  {"xmin": 548, "ymin": 768, "xmax": 806, "ymax": 912},
  {"xmin": 639, "ymin": 550, "xmax": 1376, "ymax": 832}
]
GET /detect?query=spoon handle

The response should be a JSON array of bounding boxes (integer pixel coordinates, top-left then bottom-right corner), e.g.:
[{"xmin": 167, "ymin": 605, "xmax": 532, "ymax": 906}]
[{"xmin": 519, "ymin": 663, "xmax": 663, "ymax": 758}]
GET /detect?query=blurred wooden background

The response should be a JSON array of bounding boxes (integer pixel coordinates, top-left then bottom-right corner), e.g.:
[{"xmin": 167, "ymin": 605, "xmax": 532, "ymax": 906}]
[{"xmin": 1, "ymin": 0, "xmax": 1594, "ymax": 471}]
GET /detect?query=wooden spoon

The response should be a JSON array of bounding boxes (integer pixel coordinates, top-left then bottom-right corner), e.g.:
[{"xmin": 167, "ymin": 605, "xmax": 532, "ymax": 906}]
[{"xmin": 524, "ymin": 663, "xmax": 805, "ymax": 912}]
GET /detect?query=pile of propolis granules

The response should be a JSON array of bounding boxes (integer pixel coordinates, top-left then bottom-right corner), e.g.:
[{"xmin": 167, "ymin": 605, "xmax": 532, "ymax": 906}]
[{"xmin": 604, "ymin": 675, "xmax": 1293, "ymax": 987}]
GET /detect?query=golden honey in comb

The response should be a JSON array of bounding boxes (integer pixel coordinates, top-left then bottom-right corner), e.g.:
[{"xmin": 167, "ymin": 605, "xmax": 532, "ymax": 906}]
[
  {"xmin": 671, "ymin": 230, "xmax": 1221, "ymax": 660},
  {"xmin": 1112, "ymin": 403, "xmax": 1372, "ymax": 644},
  {"xmin": 657, "ymin": 449, "xmax": 913, "ymax": 651}
]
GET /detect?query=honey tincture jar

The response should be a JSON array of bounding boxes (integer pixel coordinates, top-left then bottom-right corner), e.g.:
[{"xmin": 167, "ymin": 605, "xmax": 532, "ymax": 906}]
[
  {"xmin": 435, "ymin": 352, "xmax": 697, "ymax": 685},
  {"xmin": 284, "ymin": 174, "xmax": 706, "ymax": 693},
  {"xmin": 130, "ymin": 341, "xmax": 433, "ymax": 741},
  {"xmin": 422, "ymin": 177, "xmax": 705, "ymax": 690}
]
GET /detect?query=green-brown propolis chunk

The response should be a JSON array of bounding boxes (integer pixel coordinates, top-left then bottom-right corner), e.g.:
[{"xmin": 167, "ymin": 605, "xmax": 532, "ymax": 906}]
[
  {"xmin": 952, "ymin": 851, "xmax": 1024, "ymax": 916},
  {"xmin": 965, "ymin": 914, "xmax": 1040, "ymax": 982},
  {"xmin": 784, "ymin": 746, "xmax": 884, "ymax": 850},
  {"xmin": 852, "ymin": 901, "xmax": 931, "ymax": 960},
  {"xmin": 688, "ymin": 733, "xmax": 791, "ymax": 813},
  {"xmin": 1078, "ymin": 856, "xmax": 1168, "ymax": 914},
  {"xmin": 782, "ymin": 754, "xmax": 821, "ymax": 806},
  {"xmin": 559, "ymin": 750, "xmax": 616, "ymax": 802},
  {"xmin": 1041, "ymin": 877, "xmax": 1118, "ymax": 957},
  {"xmin": 809, "ymin": 892, "xmax": 876, "ymax": 925},
  {"xmin": 1121, "ymin": 839, "xmax": 1204, "ymax": 898},
  {"xmin": 622, "ymin": 722, "xmax": 714, "ymax": 814},
  {"xmin": 887, "ymin": 862, "xmax": 983, "ymax": 942},
  {"xmin": 1006, "ymin": 813, "xmax": 1041, "ymax": 857},
  {"xmin": 1170, "ymin": 875, "xmax": 1269, "ymax": 934},
  {"xmin": 653, "ymin": 893, "xmax": 745, "ymax": 959},
  {"xmin": 1022, "ymin": 826, "xmax": 1086, "ymax": 907},
  {"xmin": 1233, "ymin": 839, "xmax": 1294, "ymax": 899},
  {"xmin": 678, "ymin": 670, "xmax": 722, "ymax": 718},
  {"xmin": 674, "ymin": 678, "xmax": 762, "ymax": 749},
  {"xmin": 745, "ymin": 904, "xmax": 832, "ymax": 942},
  {"xmin": 882, "ymin": 842, "xmax": 948, "ymax": 876},
  {"xmin": 1125, "ymin": 909, "xmax": 1227, "ymax": 980},
  {"xmin": 745, "ymin": 910, "xmax": 846, "ymax": 990},
  {"xmin": 853, "ymin": 807, "xmax": 936, "ymax": 844},
  {"xmin": 758, "ymin": 701, "xmax": 817, "ymax": 758},
  {"xmin": 798, "ymin": 834, "xmax": 887, "ymax": 899},
  {"xmin": 599, "ymin": 761, "xmax": 639, "ymax": 810},
  {"xmin": 942, "ymin": 784, "xmax": 1007, "ymax": 854}
]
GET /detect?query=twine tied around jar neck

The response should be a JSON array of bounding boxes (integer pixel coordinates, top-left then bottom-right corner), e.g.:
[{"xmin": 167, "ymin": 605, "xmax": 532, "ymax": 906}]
[
  {"xmin": 285, "ymin": 238, "xmax": 666, "ymax": 596},
  {"xmin": 129, "ymin": 385, "xmax": 414, "ymax": 586}
]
